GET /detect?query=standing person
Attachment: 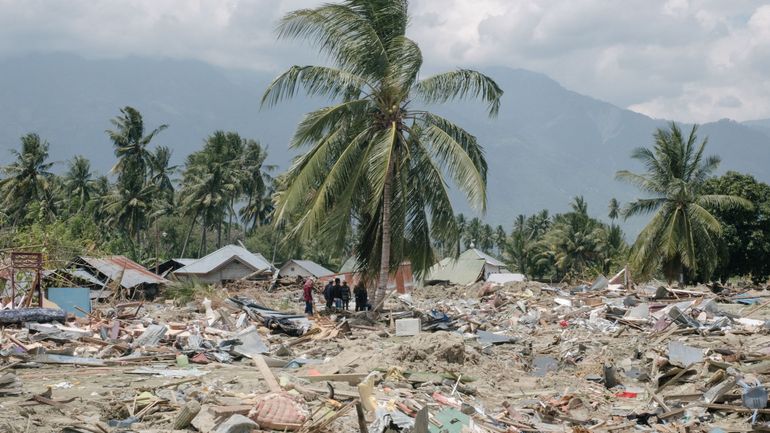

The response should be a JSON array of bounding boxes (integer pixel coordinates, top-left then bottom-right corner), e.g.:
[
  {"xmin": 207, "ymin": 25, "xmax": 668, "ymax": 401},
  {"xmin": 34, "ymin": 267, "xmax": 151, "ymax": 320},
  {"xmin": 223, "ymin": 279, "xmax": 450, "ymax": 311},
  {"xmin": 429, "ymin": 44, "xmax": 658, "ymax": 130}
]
[
  {"xmin": 323, "ymin": 280, "xmax": 334, "ymax": 311},
  {"xmin": 354, "ymin": 282, "xmax": 368, "ymax": 311},
  {"xmin": 341, "ymin": 281, "xmax": 351, "ymax": 310},
  {"xmin": 302, "ymin": 278, "xmax": 314, "ymax": 316},
  {"xmin": 332, "ymin": 278, "xmax": 343, "ymax": 310}
]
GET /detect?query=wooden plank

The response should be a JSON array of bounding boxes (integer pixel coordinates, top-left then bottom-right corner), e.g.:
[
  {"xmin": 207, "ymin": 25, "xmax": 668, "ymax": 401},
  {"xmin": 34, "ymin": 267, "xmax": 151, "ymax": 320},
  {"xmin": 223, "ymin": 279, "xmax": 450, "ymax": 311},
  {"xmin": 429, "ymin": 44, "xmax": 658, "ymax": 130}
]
[
  {"xmin": 249, "ymin": 355, "xmax": 281, "ymax": 393},
  {"xmin": 210, "ymin": 404, "xmax": 252, "ymax": 417},
  {"xmin": 296, "ymin": 373, "xmax": 369, "ymax": 385}
]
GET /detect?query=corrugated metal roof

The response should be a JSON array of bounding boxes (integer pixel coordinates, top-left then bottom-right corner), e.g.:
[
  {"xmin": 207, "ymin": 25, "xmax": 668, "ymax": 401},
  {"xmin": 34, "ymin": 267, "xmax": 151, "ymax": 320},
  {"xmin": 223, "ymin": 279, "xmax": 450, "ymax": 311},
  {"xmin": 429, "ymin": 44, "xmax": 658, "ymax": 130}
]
[
  {"xmin": 459, "ymin": 248, "xmax": 507, "ymax": 267},
  {"xmin": 174, "ymin": 244, "xmax": 273, "ymax": 276},
  {"xmin": 280, "ymin": 259, "xmax": 334, "ymax": 278},
  {"xmin": 78, "ymin": 256, "xmax": 169, "ymax": 289},
  {"xmin": 425, "ymin": 258, "xmax": 485, "ymax": 285},
  {"xmin": 172, "ymin": 258, "xmax": 197, "ymax": 267},
  {"xmin": 338, "ymin": 257, "xmax": 359, "ymax": 274}
]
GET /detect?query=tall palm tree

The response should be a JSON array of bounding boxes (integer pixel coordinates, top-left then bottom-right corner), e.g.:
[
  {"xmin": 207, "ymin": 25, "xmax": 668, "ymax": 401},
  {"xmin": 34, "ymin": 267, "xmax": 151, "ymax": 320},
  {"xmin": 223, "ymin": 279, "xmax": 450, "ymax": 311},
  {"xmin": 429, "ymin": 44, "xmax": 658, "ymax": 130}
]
[
  {"xmin": 481, "ymin": 223, "xmax": 495, "ymax": 252},
  {"xmin": 180, "ymin": 131, "xmax": 244, "ymax": 255},
  {"xmin": 616, "ymin": 122, "xmax": 751, "ymax": 283},
  {"xmin": 464, "ymin": 218, "xmax": 483, "ymax": 249},
  {"xmin": 608, "ymin": 198, "xmax": 620, "ymax": 223},
  {"xmin": 239, "ymin": 140, "xmax": 275, "ymax": 233},
  {"xmin": 509, "ymin": 214, "xmax": 529, "ymax": 274},
  {"xmin": 545, "ymin": 210, "xmax": 606, "ymax": 280},
  {"xmin": 0, "ymin": 133, "xmax": 57, "ymax": 224},
  {"xmin": 103, "ymin": 182, "xmax": 156, "ymax": 255},
  {"xmin": 148, "ymin": 146, "xmax": 177, "ymax": 204},
  {"xmin": 264, "ymin": 0, "xmax": 502, "ymax": 308},
  {"xmin": 494, "ymin": 225, "xmax": 507, "ymax": 256},
  {"xmin": 64, "ymin": 156, "xmax": 96, "ymax": 213},
  {"xmin": 455, "ymin": 213, "xmax": 467, "ymax": 255},
  {"xmin": 107, "ymin": 106, "xmax": 168, "ymax": 188},
  {"xmin": 89, "ymin": 175, "xmax": 111, "ymax": 225}
]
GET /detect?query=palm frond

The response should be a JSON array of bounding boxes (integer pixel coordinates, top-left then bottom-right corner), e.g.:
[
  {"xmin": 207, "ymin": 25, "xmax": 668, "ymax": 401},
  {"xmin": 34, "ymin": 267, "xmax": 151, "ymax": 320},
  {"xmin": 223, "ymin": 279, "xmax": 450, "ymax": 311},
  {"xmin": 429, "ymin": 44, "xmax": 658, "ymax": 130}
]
[
  {"xmin": 697, "ymin": 194, "xmax": 753, "ymax": 211},
  {"xmin": 421, "ymin": 114, "xmax": 486, "ymax": 210},
  {"xmin": 415, "ymin": 69, "xmax": 503, "ymax": 117},
  {"xmin": 261, "ymin": 66, "xmax": 369, "ymax": 107}
]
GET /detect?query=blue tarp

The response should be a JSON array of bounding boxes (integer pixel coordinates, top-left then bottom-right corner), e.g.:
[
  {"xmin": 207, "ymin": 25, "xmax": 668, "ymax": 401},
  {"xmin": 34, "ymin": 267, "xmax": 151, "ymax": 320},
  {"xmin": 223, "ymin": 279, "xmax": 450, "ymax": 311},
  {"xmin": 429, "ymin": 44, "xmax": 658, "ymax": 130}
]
[{"xmin": 47, "ymin": 287, "xmax": 90, "ymax": 317}]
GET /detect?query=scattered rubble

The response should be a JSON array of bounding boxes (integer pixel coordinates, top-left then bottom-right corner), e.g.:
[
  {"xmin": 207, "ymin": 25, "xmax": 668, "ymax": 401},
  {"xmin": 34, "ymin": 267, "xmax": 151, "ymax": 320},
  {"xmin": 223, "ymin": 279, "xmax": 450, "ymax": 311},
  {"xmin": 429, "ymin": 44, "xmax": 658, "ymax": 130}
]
[{"xmin": 0, "ymin": 277, "xmax": 770, "ymax": 432}]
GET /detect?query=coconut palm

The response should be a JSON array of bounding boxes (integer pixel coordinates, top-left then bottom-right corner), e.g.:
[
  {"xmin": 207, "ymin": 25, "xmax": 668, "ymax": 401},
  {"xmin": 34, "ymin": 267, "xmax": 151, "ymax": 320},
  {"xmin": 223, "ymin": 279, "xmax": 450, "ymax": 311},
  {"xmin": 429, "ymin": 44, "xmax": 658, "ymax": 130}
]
[
  {"xmin": 494, "ymin": 225, "xmax": 508, "ymax": 256},
  {"xmin": 608, "ymin": 198, "xmax": 620, "ymax": 223},
  {"xmin": 455, "ymin": 214, "xmax": 467, "ymax": 255},
  {"xmin": 616, "ymin": 122, "xmax": 752, "ymax": 283},
  {"xmin": 545, "ymin": 201, "xmax": 606, "ymax": 280},
  {"xmin": 239, "ymin": 140, "xmax": 275, "ymax": 232},
  {"xmin": 148, "ymin": 146, "xmax": 177, "ymax": 204},
  {"xmin": 103, "ymin": 182, "xmax": 156, "ymax": 254},
  {"xmin": 0, "ymin": 133, "xmax": 57, "ymax": 224},
  {"xmin": 64, "ymin": 156, "xmax": 96, "ymax": 213},
  {"xmin": 180, "ymin": 131, "xmax": 245, "ymax": 255},
  {"xmin": 264, "ymin": 0, "xmax": 502, "ymax": 308},
  {"xmin": 107, "ymin": 106, "xmax": 167, "ymax": 187}
]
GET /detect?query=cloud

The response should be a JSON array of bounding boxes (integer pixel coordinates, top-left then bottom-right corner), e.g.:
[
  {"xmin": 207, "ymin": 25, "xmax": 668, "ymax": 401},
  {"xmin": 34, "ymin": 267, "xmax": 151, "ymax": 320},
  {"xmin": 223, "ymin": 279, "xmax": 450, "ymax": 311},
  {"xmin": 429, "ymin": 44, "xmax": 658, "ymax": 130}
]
[{"xmin": 0, "ymin": 0, "xmax": 768, "ymax": 122}]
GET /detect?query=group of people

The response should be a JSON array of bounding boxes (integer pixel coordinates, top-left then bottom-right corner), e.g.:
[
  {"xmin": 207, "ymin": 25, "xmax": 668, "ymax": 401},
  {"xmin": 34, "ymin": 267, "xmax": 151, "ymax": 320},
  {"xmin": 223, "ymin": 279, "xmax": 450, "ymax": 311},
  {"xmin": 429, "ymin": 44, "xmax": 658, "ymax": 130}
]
[{"xmin": 302, "ymin": 277, "xmax": 370, "ymax": 315}]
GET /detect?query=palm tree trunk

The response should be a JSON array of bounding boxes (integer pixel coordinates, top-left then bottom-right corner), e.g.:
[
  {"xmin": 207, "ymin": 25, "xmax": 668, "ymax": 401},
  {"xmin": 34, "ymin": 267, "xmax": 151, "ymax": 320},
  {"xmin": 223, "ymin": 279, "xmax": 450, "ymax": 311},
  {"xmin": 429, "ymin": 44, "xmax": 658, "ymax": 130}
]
[
  {"xmin": 226, "ymin": 197, "xmax": 234, "ymax": 243},
  {"xmin": 200, "ymin": 223, "xmax": 207, "ymax": 257},
  {"xmin": 374, "ymin": 160, "xmax": 394, "ymax": 312},
  {"xmin": 181, "ymin": 212, "xmax": 199, "ymax": 257},
  {"xmin": 217, "ymin": 219, "xmax": 222, "ymax": 248}
]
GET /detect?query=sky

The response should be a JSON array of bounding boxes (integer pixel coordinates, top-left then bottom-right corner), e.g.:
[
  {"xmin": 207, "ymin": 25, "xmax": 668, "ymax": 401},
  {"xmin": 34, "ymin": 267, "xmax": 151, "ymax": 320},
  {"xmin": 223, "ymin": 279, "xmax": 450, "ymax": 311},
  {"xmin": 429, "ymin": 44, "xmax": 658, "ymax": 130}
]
[{"xmin": 0, "ymin": 0, "xmax": 769, "ymax": 123}]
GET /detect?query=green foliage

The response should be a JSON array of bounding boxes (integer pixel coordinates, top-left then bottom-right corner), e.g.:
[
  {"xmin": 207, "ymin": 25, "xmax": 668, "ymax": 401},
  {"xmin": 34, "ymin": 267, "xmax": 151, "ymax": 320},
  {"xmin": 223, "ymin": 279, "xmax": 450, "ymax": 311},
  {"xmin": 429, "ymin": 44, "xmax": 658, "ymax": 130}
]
[
  {"xmin": 1, "ymin": 108, "xmax": 275, "ymax": 268},
  {"xmin": 616, "ymin": 122, "xmax": 752, "ymax": 283},
  {"xmin": 702, "ymin": 172, "xmax": 770, "ymax": 283},
  {"xmin": 2, "ymin": 215, "xmax": 106, "ymax": 265},
  {"xmin": 0, "ymin": 133, "xmax": 57, "ymax": 225},
  {"xmin": 499, "ymin": 199, "xmax": 627, "ymax": 282},
  {"xmin": 164, "ymin": 279, "xmax": 216, "ymax": 304}
]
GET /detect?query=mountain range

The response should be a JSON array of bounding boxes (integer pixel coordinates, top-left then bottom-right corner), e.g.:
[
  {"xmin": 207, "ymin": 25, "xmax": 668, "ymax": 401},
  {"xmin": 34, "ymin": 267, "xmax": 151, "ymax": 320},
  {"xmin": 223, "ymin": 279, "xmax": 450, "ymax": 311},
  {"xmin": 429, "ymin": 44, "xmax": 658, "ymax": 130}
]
[{"xmin": 1, "ymin": 54, "xmax": 769, "ymax": 235}]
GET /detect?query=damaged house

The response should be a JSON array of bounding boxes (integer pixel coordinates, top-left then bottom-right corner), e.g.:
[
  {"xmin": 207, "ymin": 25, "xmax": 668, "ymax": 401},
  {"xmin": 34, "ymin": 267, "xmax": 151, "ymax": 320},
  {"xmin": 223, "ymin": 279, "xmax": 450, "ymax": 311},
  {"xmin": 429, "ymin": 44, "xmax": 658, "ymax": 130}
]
[
  {"xmin": 172, "ymin": 244, "xmax": 275, "ymax": 284},
  {"xmin": 423, "ymin": 248, "xmax": 511, "ymax": 286}
]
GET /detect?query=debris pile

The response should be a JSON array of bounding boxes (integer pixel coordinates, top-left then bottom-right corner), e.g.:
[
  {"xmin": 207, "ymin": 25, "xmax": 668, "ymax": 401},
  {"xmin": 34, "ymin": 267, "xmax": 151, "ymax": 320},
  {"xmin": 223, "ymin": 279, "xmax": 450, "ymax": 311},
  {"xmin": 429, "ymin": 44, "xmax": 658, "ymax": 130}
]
[{"xmin": 0, "ymin": 277, "xmax": 769, "ymax": 432}]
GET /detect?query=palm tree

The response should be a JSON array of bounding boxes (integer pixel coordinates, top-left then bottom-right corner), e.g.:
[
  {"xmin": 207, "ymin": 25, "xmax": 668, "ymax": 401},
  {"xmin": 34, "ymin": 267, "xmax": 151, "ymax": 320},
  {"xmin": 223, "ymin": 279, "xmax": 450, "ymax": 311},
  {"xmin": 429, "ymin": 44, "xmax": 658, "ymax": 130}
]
[
  {"xmin": 180, "ymin": 131, "xmax": 245, "ymax": 255},
  {"xmin": 545, "ymin": 210, "xmax": 606, "ymax": 280},
  {"xmin": 103, "ymin": 182, "xmax": 156, "ymax": 255},
  {"xmin": 89, "ymin": 175, "xmax": 111, "ymax": 226},
  {"xmin": 509, "ymin": 214, "xmax": 529, "ymax": 274},
  {"xmin": 239, "ymin": 140, "xmax": 275, "ymax": 233},
  {"xmin": 107, "ymin": 106, "xmax": 168, "ymax": 188},
  {"xmin": 608, "ymin": 198, "xmax": 620, "ymax": 223},
  {"xmin": 264, "ymin": 0, "xmax": 502, "ymax": 308},
  {"xmin": 481, "ymin": 224, "xmax": 495, "ymax": 252},
  {"xmin": 616, "ymin": 122, "xmax": 751, "ymax": 283},
  {"xmin": 455, "ymin": 214, "xmax": 467, "ymax": 255},
  {"xmin": 464, "ymin": 218, "xmax": 483, "ymax": 249},
  {"xmin": 148, "ymin": 146, "xmax": 177, "ymax": 204},
  {"xmin": 64, "ymin": 156, "xmax": 96, "ymax": 213},
  {"xmin": 494, "ymin": 225, "xmax": 507, "ymax": 256},
  {"xmin": 0, "ymin": 133, "xmax": 57, "ymax": 224}
]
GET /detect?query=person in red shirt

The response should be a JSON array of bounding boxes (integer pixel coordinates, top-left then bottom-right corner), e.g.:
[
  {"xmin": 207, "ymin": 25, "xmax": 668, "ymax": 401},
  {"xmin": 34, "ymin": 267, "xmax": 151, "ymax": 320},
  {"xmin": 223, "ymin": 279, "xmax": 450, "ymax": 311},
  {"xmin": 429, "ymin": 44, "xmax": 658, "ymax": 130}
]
[{"xmin": 303, "ymin": 278, "xmax": 315, "ymax": 316}]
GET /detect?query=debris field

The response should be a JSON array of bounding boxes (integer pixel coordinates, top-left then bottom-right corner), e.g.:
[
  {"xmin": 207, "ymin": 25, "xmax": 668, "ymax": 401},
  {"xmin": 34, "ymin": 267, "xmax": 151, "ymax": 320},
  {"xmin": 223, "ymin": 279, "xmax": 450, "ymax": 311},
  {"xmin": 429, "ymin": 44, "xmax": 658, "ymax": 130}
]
[{"xmin": 1, "ymin": 279, "xmax": 770, "ymax": 433}]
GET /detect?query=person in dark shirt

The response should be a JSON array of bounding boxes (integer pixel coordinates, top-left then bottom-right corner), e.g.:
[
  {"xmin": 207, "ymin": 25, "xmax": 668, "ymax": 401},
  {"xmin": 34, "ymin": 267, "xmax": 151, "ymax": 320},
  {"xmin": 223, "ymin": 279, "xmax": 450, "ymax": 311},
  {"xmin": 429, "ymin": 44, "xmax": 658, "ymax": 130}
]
[
  {"xmin": 341, "ymin": 281, "xmax": 351, "ymax": 310},
  {"xmin": 332, "ymin": 278, "xmax": 343, "ymax": 309},
  {"xmin": 323, "ymin": 280, "xmax": 334, "ymax": 311},
  {"xmin": 354, "ymin": 282, "xmax": 368, "ymax": 311}
]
